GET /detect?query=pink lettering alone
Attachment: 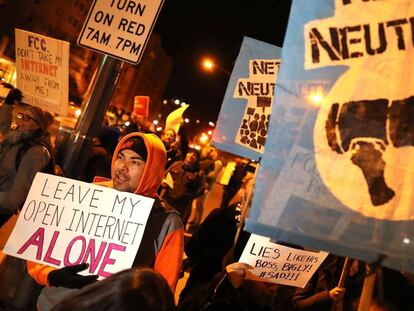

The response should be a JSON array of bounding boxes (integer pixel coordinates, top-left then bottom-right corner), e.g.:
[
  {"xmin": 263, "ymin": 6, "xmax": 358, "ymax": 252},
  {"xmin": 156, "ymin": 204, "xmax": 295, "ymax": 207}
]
[{"xmin": 98, "ymin": 243, "xmax": 126, "ymax": 278}]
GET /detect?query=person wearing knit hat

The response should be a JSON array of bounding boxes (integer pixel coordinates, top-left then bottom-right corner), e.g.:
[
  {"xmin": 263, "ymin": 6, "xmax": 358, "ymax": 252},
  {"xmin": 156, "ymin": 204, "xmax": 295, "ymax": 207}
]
[
  {"xmin": 0, "ymin": 103, "xmax": 54, "ymax": 228},
  {"xmin": 113, "ymin": 136, "xmax": 148, "ymax": 192},
  {"xmin": 14, "ymin": 103, "xmax": 54, "ymax": 134},
  {"xmin": 0, "ymin": 86, "xmax": 23, "ymax": 137},
  {"xmin": 0, "ymin": 102, "xmax": 57, "ymax": 309},
  {"xmin": 28, "ymin": 132, "xmax": 184, "ymax": 311}
]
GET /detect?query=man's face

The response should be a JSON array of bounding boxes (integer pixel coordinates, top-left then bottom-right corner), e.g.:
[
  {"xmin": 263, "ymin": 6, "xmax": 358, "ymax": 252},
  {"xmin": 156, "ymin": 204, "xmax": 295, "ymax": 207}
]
[
  {"xmin": 16, "ymin": 110, "xmax": 40, "ymax": 132},
  {"xmin": 113, "ymin": 149, "xmax": 146, "ymax": 192},
  {"xmin": 162, "ymin": 130, "xmax": 175, "ymax": 144},
  {"xmin": 184, "ymin": 151, "xmax": 198, "ymax": 166},
  {"xmin": 207, "ymin": 147, "xmax": 217, "ymax": 160}
]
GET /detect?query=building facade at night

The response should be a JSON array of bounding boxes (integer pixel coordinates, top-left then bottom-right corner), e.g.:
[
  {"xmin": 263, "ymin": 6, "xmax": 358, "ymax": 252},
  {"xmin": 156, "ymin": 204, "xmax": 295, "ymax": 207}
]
[
  {"xmin": 0, "ymin": 0, "xmax": 172, "ymax": 116},
  {"xmin": 110, "ymin": 34, "xmax": 173, "ymax": 119}
]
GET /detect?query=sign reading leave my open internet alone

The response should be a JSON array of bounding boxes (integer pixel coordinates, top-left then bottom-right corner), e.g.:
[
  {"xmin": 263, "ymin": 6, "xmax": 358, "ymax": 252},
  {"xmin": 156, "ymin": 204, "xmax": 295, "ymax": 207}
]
[
  {"xmin": 4, "ymin": 173, "xmax": 154, "ymax": 279},
  {"xmin": 78, "ymin": 0, "xmax": 164, "ymax": 64}
]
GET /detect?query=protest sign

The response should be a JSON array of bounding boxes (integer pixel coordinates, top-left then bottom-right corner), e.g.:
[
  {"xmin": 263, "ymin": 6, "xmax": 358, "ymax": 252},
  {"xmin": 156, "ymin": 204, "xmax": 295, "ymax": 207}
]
[
  {"xmin": 134, "ymin": 95, "xmax": 149, "ymax": 118},
  {"xmin": 15, "ymin": 29, "xmax": 69, "ymax": 116},
  {"xmin": 212, "ymin": 36, "xmax": 281, "ymax": 161},
  {"xmin": 246, "ymin": 0, "xmax": 414, "ymax": 273},
  {"xmin": 4, "ymin": 173, "xmax": 153, "ymax": 278},
  {"xmin": 78, "ymin": 0, "xmax": 164, "ymax": 64},
  {"xmin": 165, "ymin": 104, "xmax": 189, "ymax": 134},
  {"xmin": 239, "ymin": 234, "xmax": 328, "ymax": 287}
]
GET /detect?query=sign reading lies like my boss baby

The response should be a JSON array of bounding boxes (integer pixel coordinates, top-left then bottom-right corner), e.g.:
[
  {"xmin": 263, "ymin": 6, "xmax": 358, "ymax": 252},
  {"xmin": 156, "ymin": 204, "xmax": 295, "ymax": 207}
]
[
  {"xmin": 239, "ymin": 234, "xmax": 328, "ymax": 288},
  {"xmin": 4, "ymin": 173, "xmax": 153, "ymax": 279}
]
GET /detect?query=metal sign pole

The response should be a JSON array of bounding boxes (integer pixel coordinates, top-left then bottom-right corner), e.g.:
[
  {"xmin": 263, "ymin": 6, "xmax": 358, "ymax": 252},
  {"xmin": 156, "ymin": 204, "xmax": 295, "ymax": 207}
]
[{"xmin": 62, "ymin": 55, "xmax": 123, "ymax": 178}]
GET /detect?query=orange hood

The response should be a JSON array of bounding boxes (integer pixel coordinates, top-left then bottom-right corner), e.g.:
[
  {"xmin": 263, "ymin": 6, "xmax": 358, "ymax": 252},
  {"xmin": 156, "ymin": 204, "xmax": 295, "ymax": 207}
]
[{"xmin": 111, "ymin": 132, "xmax": 166, "ymax": 197}]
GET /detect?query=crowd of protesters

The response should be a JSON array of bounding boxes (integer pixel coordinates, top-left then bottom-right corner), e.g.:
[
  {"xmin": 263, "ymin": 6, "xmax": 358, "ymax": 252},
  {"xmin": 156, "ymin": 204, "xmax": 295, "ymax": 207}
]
[{"xmin": 0, "ymin": 85, "xmax": 414, "ymax": 311}]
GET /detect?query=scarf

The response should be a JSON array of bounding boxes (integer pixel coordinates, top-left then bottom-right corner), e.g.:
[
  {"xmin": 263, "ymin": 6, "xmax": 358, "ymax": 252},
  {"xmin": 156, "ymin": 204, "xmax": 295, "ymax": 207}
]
[{"xmin": 0, "ymin": 129, "xmax": 41, "ymax": 159}]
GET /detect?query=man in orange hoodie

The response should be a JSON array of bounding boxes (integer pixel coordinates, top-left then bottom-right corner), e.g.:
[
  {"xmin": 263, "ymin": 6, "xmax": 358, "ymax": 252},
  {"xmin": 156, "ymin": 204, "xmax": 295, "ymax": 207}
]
[{"xmin": 27, "ymin": 133, "xmax": 184, "ymax": 310}]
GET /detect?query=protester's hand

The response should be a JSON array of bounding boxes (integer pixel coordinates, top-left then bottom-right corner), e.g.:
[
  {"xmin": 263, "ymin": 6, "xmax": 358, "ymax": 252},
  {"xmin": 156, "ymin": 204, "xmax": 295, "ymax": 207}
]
[
  {"xmin": 48, "ymin": 263, "xmax": 98, "ymax": 289},
  {"xmin": 329, "ymin": 287, "xmax": 345, "ymax": 302},
  {"xmin": 225, "ymin": 262, "xmax": 253, "ymax": 289},
  {"xmin": 4, "ymin": 88, "xmax": 23, "ymax": 106},
  {"xmin": 349, "ymin": 260, "xmax": 359, "ymax": 277}
]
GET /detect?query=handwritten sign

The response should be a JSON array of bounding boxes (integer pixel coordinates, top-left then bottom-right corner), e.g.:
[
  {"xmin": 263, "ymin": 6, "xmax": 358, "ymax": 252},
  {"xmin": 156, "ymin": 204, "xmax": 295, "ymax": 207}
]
[
  {"xmin": 239, "ymin": 234, "xmax": 328, "ymax": 288},
  {"xmin": 78, "ymin": 0, "xmax": 164, "ymax": 64},
  {"xmin": 15, "ymin": 29, "xmax": 69, "ymax": 116},
  {"xmin": 4, "ymin": 173, "xmax": 153, "ymax": 279}
]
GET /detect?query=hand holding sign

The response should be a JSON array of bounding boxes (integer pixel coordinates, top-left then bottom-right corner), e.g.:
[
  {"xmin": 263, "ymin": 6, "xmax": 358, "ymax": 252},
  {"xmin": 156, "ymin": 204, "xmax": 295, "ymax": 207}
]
[
  {"xmin": 329, "ymin": 287, "xmax": 345, "ymax": 302},
  {"xmin": 4, "ymin": 173, "xmax": 154, "ymax": 279},
  {"xmin": 239, "ymin": 234, "xmax": 328, "ymax": 288},
  {"xmin": 225, "ymin": 262, "xmax": 254, "ymax": 288},
  {"xmin": 48, "ymin": 263, "xmax": 98, "ymax": 289}
]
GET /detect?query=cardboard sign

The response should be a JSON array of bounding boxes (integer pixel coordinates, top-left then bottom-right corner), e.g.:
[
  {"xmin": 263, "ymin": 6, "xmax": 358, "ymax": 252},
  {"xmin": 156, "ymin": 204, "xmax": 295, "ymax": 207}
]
[
  {"xmin": 246, "ymin": 0, "xmax": 414, "ymax": 273},
  {"xmin": 4, "ymin": 173, "xmax": 154, "ymax": 279},
  {"xmin": 239, "ymin": 234, "xmax": 328, "ymax": 288},
  {"xmin": 15, "ymin": 29, "xmax": 69, "ymax": 116},
  {"xmin": 134, "ymin": 95, "xmax": 149, "ymax": 117},
  {"xmin": 78, "ymin": 0, "xmax": 164, "ymax": 64}
]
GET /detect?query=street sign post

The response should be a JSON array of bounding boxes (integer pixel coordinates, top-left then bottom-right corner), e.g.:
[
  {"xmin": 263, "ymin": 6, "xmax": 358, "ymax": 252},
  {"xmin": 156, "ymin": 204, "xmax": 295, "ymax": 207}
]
[
  {"xmin": 78, "ymin": 0, "xmax": 164, "ymax": 64},
  {"xmin": 63, "ymin": 1, "xmax": 164, "ymax": 178}
]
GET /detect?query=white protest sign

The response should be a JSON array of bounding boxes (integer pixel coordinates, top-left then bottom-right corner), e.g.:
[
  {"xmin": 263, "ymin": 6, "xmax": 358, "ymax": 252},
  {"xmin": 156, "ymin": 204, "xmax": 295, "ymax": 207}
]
[
  {"xmin": 78, "ymin": 0, "xmax": 164, "ymax": 64},
  {"xmin": 4, "ymin": 173, "xmax": 153, "ymax": 279},
  {"xmin": 15, "ymin": 29, "xmax": 69, "ymax": 116},
  {"xmin": 239, "ymin": 234, "xmax": 329, "ymax": 288}
]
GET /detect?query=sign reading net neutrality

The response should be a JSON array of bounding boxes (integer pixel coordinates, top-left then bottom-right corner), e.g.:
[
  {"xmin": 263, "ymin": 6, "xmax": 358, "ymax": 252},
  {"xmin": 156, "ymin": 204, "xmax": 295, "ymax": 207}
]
[{"xmin": 78, "ymin": 0, "xmax": 164, "ymax": 64}]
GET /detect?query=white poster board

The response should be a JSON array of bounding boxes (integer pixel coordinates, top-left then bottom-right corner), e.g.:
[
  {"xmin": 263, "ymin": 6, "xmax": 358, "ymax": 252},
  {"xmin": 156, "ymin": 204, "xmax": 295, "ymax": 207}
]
[
  {"xmin": 78, "ymin": 0, "xmax": 164, "ymax": 64},
  {"xmin": 4, "ymin": 173, "xmax": 153, "ymax": 279},
  {"xmin": 239, "ymin": 234, "xmax": 329, "ymax": 288},
  {"xmin": 233, "ymin": 59, "xmax": 280, "ymax": 153},
  {"xmin": 15, "ymin": 29, "xmax": 69, "ymax": 116}
]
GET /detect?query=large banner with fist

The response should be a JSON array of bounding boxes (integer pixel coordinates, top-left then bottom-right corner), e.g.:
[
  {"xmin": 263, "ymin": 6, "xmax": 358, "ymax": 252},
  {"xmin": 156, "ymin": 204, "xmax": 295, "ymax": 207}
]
[{"xmin": 246, "ymin": 0, "xmax": 414, "ymax": 273}]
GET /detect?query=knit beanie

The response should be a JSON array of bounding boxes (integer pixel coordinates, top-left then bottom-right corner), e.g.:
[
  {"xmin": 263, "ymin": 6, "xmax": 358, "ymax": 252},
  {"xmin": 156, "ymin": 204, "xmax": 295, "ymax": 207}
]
[
  {"xmin": 18, "ymin": 104, "xmax": 54, "ymax": 134},
  {"xmin": 118, "ymin": 136, "xmax": 147, "ymax": 161}
]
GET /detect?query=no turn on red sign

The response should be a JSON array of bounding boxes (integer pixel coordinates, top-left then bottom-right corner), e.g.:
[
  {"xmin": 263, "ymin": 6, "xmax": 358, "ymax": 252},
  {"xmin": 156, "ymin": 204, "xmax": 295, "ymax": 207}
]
[{"xmin": 78, "ymin": 0, "xmax": 164, "ymax": 64}]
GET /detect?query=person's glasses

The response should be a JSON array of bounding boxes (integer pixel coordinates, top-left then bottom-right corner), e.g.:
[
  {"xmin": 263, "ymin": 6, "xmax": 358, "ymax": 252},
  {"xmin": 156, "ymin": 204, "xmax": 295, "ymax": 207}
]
[{"xmin": 16, "ymin": 112, "xmax": 38, "ymax": 124}]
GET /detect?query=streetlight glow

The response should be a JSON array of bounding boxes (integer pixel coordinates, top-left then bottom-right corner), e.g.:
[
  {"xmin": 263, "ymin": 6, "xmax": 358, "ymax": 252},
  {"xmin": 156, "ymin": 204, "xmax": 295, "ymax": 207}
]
[
  {"xmin": 202, "ymin": 58, "xmax": 214, "ymax": 71},
  {"xmin": 201, "ymin": 57, "xmax": 231, "ymax": 75},
  {"xmin": 199, "ymin": 133, "xmax": 209, "ymax": 144},
  {"xmin": 75, "ymin": 108, "xmax": 82, "ymax": 118},
  {"xmin": 308, "ymin": 91, "xmax": 324, "ymax": 106}
]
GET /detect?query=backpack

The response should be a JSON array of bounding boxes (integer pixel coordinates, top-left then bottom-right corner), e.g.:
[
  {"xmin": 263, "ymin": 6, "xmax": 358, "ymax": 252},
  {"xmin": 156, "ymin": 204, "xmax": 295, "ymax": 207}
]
[{"xmin": 14, "ymin": 141, "xmax": 65, "ymax": 177}]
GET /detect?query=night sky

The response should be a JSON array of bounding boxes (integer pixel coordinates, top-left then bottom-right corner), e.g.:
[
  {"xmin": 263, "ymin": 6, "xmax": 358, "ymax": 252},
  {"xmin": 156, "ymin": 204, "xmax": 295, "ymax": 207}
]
[{"xmin": 153, "ymin": 0, "xmax": 292, "ymax": 123}]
